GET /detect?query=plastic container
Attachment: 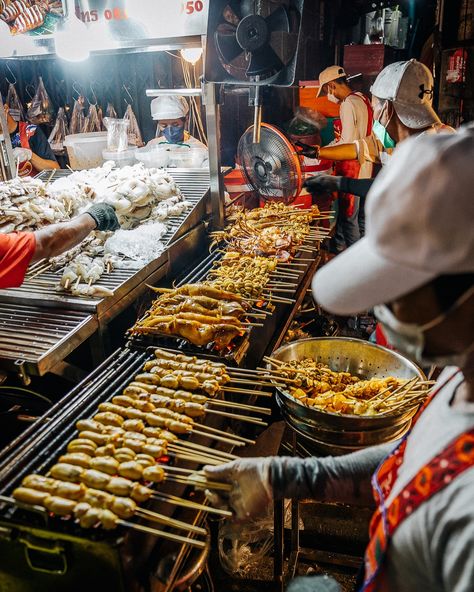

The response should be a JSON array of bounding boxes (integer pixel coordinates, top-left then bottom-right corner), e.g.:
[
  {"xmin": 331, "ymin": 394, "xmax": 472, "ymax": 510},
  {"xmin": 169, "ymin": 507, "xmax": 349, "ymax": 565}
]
[
  {"xmin": 64, "ymin": 132, "xmax": 107, "ymax": 170},
  {"xmin": 135, "ymin": 144, "xmax": 170, "ymax": 168},
  {"xmin": 102, "ymin": 147, "xmax": 137, "ymax": 168},
  {"xmin": 168, "ymin": 145, "xmax": 207, "ymax": 168}
]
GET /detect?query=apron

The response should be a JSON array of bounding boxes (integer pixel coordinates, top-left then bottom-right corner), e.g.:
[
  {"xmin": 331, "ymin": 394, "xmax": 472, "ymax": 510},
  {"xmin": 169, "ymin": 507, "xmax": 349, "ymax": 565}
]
[
  {"xmin": 362, "ymin": 369, "xmax": 474, "ymax": 591},
  {"xmin": 16, "ymin": 122, "xmax": 38, "ymax": 177},
  {"xmin": 336, "ymin": 92, "xmax": 373, "ymax": 217}
]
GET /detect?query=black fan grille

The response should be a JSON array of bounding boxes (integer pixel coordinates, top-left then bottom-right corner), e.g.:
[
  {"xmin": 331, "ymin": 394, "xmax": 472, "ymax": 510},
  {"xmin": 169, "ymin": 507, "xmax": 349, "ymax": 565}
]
[{"xmin": 237, "ymin": 125, "xmax": 300, "ymax": 202}]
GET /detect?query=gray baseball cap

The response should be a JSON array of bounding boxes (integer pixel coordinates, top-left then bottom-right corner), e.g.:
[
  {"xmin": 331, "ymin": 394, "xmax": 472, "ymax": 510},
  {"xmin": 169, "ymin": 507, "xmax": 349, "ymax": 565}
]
[{"xmin": 371, "ymin": 59, "xmax": 440, "ymax": 129}]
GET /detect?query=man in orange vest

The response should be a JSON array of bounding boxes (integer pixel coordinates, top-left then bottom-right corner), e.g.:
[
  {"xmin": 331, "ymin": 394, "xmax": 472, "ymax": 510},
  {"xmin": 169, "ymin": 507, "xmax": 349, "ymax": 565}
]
[
  {"xmin": 203, "ymin": 127, "xmax": 474, "ymax": 591},
  {"xmin": 3, "ymin": 103, "xmax": 59, "ymax": 176}
]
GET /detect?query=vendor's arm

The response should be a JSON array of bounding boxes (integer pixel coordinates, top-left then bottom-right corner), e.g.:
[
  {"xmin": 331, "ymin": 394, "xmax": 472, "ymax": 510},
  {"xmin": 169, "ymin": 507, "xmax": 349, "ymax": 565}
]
[
  {"xmin": 32, "ymin": 203, "xmax": 120, "ymax": 263},
  {"xmin": 204, "ymin": 442, "xmax": 394, "ymax": 519},
  {"xmin": 318, "ymin": 143, "xmax": 358, "ymax": 161},
  {"xmin": 304, "ymin": 175, "xmax": 374, "ymax": 198}
]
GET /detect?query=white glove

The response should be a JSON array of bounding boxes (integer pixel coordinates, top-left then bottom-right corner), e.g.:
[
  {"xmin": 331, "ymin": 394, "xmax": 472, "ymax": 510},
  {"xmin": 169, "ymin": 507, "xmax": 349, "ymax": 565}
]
[
  {"xmin": 12, "ymin": 147, "xmax": 33, "ymax": 162},
  {"xmin": 203, "ymin": 457, "xmax": 273, "ymax": 520}
]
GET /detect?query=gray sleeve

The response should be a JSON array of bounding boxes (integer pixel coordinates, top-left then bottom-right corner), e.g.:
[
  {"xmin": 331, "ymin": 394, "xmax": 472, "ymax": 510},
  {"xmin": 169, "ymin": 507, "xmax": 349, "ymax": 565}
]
[
  {"xmin": 270, "ymin": 442, "xmax": 395, "ymax": 506},
  {"xmin": 339, "ymin": 176, "xmax": 374, "ymax": 198}
]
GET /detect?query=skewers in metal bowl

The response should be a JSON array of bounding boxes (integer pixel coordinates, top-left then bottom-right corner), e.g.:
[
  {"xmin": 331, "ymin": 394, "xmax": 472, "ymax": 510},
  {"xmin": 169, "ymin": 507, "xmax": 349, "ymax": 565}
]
[{"xmin": 263, "ymin": 338, "xmax": 429, "ymax": 454}]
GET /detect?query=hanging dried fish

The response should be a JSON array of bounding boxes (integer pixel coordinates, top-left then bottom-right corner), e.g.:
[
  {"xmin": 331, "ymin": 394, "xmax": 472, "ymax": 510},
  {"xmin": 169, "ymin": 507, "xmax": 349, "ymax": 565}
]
[
  {"xmin": 48, "ymin": 107, "xmax": 69, "ymax": 155},
  {"xmin": 83, "ymin": 104, "xmax": 102, "ymax": 133},
  {"xmin": 6, "ymin": 82, "xmax": 25, "ymax": 122},
  {"xmin": 124, "ymin": 104, "xmax": 144, "ymax": 147},
  {"xmin": 27, "ymin": 76, "xmax": 54, "ymax": 125},
  {"xmin": 70, "ymin": 96, "xmax": 86, "ymax": 135}
]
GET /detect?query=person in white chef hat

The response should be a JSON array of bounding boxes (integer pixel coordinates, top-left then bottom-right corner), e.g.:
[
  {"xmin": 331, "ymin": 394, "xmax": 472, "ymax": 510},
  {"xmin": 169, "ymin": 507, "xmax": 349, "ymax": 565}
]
[{"xmin": 148, "ymin": 95, "xmax": 207, "ymax": 151}]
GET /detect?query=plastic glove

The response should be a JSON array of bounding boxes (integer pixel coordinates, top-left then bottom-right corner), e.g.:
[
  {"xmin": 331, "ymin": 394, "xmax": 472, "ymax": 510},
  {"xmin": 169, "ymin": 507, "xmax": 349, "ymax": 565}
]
[
  {"xmin": 303, "ymin": 174, "xmax": 341, "ymax": 195},
  {"xmin": 85, "ymin": 203, "xmax": 120, "ymax": 232},
  {"xmin": 203, "ymin": 457, "xmax": 273, "ymax": 520},
  {"xmin": 12, "ymin": 147, "xmax": 32, "ymax": 162}
]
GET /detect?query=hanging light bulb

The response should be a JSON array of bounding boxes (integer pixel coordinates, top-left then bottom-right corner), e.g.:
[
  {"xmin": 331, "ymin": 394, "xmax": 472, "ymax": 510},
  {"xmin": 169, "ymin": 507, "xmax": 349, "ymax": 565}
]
[
  {"xmin": 55, "ymin": 14, "xmax": 90, "ymax": 62},
  {"xmin": 0, "ymin": 21, "xmax": 15, "ymax": 58},
  {"xmin": 180, "ymin": 48, "xmax": 203, "ymax": 66}
]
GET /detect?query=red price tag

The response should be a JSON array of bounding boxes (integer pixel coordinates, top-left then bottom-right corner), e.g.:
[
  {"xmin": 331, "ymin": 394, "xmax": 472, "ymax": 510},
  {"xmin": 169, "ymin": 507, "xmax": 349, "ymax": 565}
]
[{"xmin": 182, "ymin": 0, "xmax": 203, "ymax": 15}]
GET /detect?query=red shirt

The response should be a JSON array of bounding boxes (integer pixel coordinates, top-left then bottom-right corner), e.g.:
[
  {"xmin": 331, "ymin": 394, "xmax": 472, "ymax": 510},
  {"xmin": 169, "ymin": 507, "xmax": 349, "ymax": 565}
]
[{"xmin": 0, "ymin": 232, "xmax": 36, "ymax": 288}]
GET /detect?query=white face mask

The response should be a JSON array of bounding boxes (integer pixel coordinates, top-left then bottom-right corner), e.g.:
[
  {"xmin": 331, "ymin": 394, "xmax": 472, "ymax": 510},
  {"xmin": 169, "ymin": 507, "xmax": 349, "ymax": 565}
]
[
  {"xmin": 374, "ymin": 287, "xmax": 474, "ymax": 368},
  {"xmin": 327, "ymin": 91, "xmax": 340, "ymax": 104}
]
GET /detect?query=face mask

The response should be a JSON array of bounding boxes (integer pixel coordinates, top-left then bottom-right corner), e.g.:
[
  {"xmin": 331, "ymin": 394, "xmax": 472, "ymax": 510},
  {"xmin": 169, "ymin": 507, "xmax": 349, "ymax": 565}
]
[
  {"xmin": 327, "ymin": 92, "xmax": 340, "ymax": 104},
  {"xmin": 373, "ymin": 119, "xmax": 396, "ymax": 149},
  {"xmin": 374, "ymin": 287, "xmax": 474, "ymax": 367},
  {"xmin": 162, "ymin": 124, "xmax": 185, "ymax": 144}
]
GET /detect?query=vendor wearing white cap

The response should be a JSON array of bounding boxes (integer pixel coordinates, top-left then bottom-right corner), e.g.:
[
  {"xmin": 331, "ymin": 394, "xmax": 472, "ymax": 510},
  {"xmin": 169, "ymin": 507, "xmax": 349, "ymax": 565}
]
[
  {"xmin": 202, "ymin": 127, "xmax": 474, "ymax": 592},
  {"xmin": 148, "ymin": 95, "xmax": 207, "ymax": 151},
  {"xmin": 305, "ymin": 59, "xmax": 453, "ymax": 199},
  {"xmin": 316, "ymin": 65, "xmax": 374, "ymax": 250}
]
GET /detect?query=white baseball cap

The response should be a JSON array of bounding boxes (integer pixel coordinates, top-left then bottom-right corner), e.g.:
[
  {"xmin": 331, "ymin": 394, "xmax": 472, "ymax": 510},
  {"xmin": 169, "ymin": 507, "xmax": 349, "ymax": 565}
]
[
  {"xmin": 312, "ymin": 124, "xmax": 474, "ymax": 315},
  {"xmin": 316, "ymin": 65, "xmax": 347, "ymax": 97},
  {"xmin": 151, "ymin": 95, "xmax": 189, "ymax": 120},
  {"xmin": 371, "ymin": 59, "xmax": 440, "ymax": 129}
]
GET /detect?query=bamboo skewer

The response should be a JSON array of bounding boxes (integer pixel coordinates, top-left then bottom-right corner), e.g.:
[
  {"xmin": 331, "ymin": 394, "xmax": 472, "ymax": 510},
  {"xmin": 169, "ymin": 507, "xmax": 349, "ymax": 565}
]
[
  {"xmin": 223, "ymin": 386, "xmax": 272, "ymax": 397},
  {"xmin": 209, "ymin": 399, "xmax": 271, "ymax": 415},
  {"xmin": 171, "ymin": 441, "xmax": 237, "ymax": 461},
  {"xmin": 120, "ymin": 520, "xmax": 207, "ymax": 549},
  {"xmin": 151, "ymin": 491, "xmax": 232, "ymax": 517},
  {"xmin": 190, "ymin": 427, "xmax": 247, "ymax": 446},
  {"xmin": 194, "ymin": 423, "xmax": 255, "ymax": 444},
  {"xmin": 136, "ymin": 506, "xmax": 206, "ymax": 535},
  {"xmin": 205, "ymin": 408, "xmax": 266, "ymax": 425},
  {"xmin": 168, "ymin": 450, "xmax": 223, "ymax": 466}
]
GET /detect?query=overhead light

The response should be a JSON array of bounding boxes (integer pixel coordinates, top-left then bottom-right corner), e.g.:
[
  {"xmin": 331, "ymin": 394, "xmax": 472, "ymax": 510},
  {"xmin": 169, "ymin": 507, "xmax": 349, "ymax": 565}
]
[
  {"xmin": 0, "ymin": 21, "xmax": 14, "ymax": 57},
  {"xmin": 55, "ymin": 15, "xmax": 90, "ymax": 62},
  {"xmin": 180, "ymin": 48, "xmax": 203, "ymax": 65}
]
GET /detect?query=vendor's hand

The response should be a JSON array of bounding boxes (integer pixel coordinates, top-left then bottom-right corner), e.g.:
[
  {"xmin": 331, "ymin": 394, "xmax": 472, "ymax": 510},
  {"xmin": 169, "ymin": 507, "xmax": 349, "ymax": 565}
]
[
  {"xmin": 295, "ymin": 141, "xmax": 320, "ymax": 160},
  {"xmin": 203, "ymin": 457, "xmax": 273, "ymax": 521},
  {"xmin": 85, "ymin": 203, "xmax": 120, "ymax": 232},
  {"xmin": 12, "ymin": 147, "xmax": 32, "ymax": 162},
  {"xmin": 303, "ymin": 174, "xmax": 341, "ymax": 195}
]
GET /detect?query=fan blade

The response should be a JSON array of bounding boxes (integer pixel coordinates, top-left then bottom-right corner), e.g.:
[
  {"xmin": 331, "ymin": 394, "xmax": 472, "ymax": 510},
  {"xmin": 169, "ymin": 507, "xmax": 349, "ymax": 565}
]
[
  {"xmin": 265, "ymin": 5, "xmax": 290, "ymax": 34},
  {"xmin": 246, "ymin": 44, "xmax": 284, "ymax": 77},
  {"xmin": 215, "ymin": 25, "xmax": 245, "ymax": 63}
]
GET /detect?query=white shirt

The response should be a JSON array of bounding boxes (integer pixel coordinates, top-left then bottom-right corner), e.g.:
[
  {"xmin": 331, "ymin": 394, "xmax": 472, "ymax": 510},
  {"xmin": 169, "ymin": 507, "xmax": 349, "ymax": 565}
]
[{"xmin": 333, "ymin": 93, "xmax": 373, "ymax": 179}]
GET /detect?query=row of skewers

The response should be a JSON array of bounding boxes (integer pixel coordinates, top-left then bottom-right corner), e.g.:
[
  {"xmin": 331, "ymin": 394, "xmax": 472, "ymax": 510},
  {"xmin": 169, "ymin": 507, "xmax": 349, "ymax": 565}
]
[
  {"xmin": 6, "ymin": 348, "xmax": 275, "ymax": 547},
  {"xmin": 130, "ymin": 203, "xmax": 328, "ymax": 350}
]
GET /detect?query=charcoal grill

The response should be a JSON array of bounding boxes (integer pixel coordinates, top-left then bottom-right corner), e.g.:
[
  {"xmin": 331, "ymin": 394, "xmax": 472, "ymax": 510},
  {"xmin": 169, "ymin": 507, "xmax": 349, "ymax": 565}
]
[
  {"xmin": 0, "ymin": 346, "xmax": 244, "ymax": 592},
  {"xmin": 128, "ymin": 243, "xmax": 322, "ymax": 368}
]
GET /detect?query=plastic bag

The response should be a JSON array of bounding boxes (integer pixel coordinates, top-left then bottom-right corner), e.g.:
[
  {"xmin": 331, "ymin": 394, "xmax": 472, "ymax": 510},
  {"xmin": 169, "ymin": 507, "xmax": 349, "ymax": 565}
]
[
  {"xmin": 103, "ymin": 117, "xmax": 129, "ymax": 152},
  {"xmin": 6, "ymin": 83, "xmax": 25, "ymax": 122},
  {"xmin": 48, "ymin": 107, "xmax": 69, "ymax": 154},
  {"xmin": 104, "ymin": 223, "xmax": 168, "ymax": 263},
  {"xmin": 218, "ymin": 518, "xmax": 274, "ymax": 577},
  {"xmin": 106, "ymin": 102, "xmax": 118, "ymax": 119},
  {"xmin": 26, "ymin": 76, "xmax": 54, "ymax": 124},
  {"xmin": 124, "ymin": 104, "xmax": 144, "ymax": 147},
  {"xmin": 70, "ymin": 96, "xmax": 86, "ymax": 135},
  {"xmin": 83, "ymin": 104, "xmax": 102, "ymax": 133}
]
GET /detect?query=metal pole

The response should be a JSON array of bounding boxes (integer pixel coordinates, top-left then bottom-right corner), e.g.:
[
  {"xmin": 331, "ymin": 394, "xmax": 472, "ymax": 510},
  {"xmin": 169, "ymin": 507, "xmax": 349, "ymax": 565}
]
[
  {"xmin": 0, "ymin": 95, "xmax": 16, "ymax": 181},
  {"xmin": 202, "ymin": 81, "xmax": 225, "ymax": 230}
]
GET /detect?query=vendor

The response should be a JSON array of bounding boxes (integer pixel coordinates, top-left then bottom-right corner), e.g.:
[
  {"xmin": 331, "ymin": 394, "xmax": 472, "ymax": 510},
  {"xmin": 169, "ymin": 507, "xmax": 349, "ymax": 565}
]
[
  {"xmin": 204, "ymin": 127, "xmax": 474, "ymax": 591},
  {"xmin": 304, "ymin": 60, "xmax": 453, "ymax": 199},
  {"xmin": 0, "ymin": 204, "xmax": 119, "ymax": 289},
  {"xmin": 3, "ymin": 104, "xmax": 59, "ymax": 176},
  {"xmin": 148, "ymin": 95, "xmax": 207, "ymax": 151}
]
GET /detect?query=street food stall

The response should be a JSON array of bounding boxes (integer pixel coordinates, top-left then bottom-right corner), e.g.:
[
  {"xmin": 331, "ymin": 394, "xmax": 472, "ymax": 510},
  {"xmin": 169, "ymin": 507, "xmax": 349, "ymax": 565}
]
[{"xmin": 0, "ymin": 1, "xmax": 456, "ymax": 591}]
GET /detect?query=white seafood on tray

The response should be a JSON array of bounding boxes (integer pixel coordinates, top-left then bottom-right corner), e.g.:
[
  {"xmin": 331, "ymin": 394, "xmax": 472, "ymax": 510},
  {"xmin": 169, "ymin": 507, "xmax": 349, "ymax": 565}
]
[{"xmin": 0, "ymin": 163, "xmax": 192, "ymax": 298}]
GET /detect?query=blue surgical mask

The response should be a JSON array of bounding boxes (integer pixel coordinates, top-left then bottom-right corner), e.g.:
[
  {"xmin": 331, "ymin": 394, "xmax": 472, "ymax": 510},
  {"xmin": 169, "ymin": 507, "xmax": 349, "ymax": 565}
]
[
  {"xmin": 162, "ymin": 124, "xmax": 185, "ymax": 144},
  {"xmin": 373, "ymin": 119, "xmax": 396, "ymax": 149}
]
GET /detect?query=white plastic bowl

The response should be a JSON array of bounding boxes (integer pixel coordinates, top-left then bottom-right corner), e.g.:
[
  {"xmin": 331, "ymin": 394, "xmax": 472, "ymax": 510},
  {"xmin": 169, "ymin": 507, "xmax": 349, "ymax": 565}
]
[
  {"xmin": 102, "ymin": 147, "xmax": 137, "ymax": 168},
  {"xmin": 135, "ymin": 144, "xmax": 170, "ymax": 168}
]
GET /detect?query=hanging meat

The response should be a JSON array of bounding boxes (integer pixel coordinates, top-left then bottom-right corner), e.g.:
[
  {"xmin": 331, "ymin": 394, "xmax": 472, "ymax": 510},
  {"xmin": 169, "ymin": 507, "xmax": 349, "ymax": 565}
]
[
  {"xmin": 124, "ymin": 104, "xmax": 144, "ymax": 147},
  {"xmin": 70, "ymin": 96, "xmax": 86, "ymax": 135},
  {"xmin": 48, "ymin": 107, "xmax": 69, "ymax": 155},
  {"xmin": 26, "ymin": 76, "xmax": 53, "ymax": 125},
  {"xmin": 6, "ymin": 82, "xmax": 25, "ymax": 122}
]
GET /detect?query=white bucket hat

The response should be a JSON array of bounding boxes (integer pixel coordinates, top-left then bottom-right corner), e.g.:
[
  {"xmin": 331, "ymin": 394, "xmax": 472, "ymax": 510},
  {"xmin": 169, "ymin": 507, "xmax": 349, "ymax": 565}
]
[
  {"xmin": 151, "ymin": 95, "xmax": 189, "ymax": 120},
  {"xmin": 312, "ymin": 124, "xmax": 474, "ymax": 315},
  {"xmin": 371, "ymin": 59, "xmax": 440, "ymax": 129}
]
